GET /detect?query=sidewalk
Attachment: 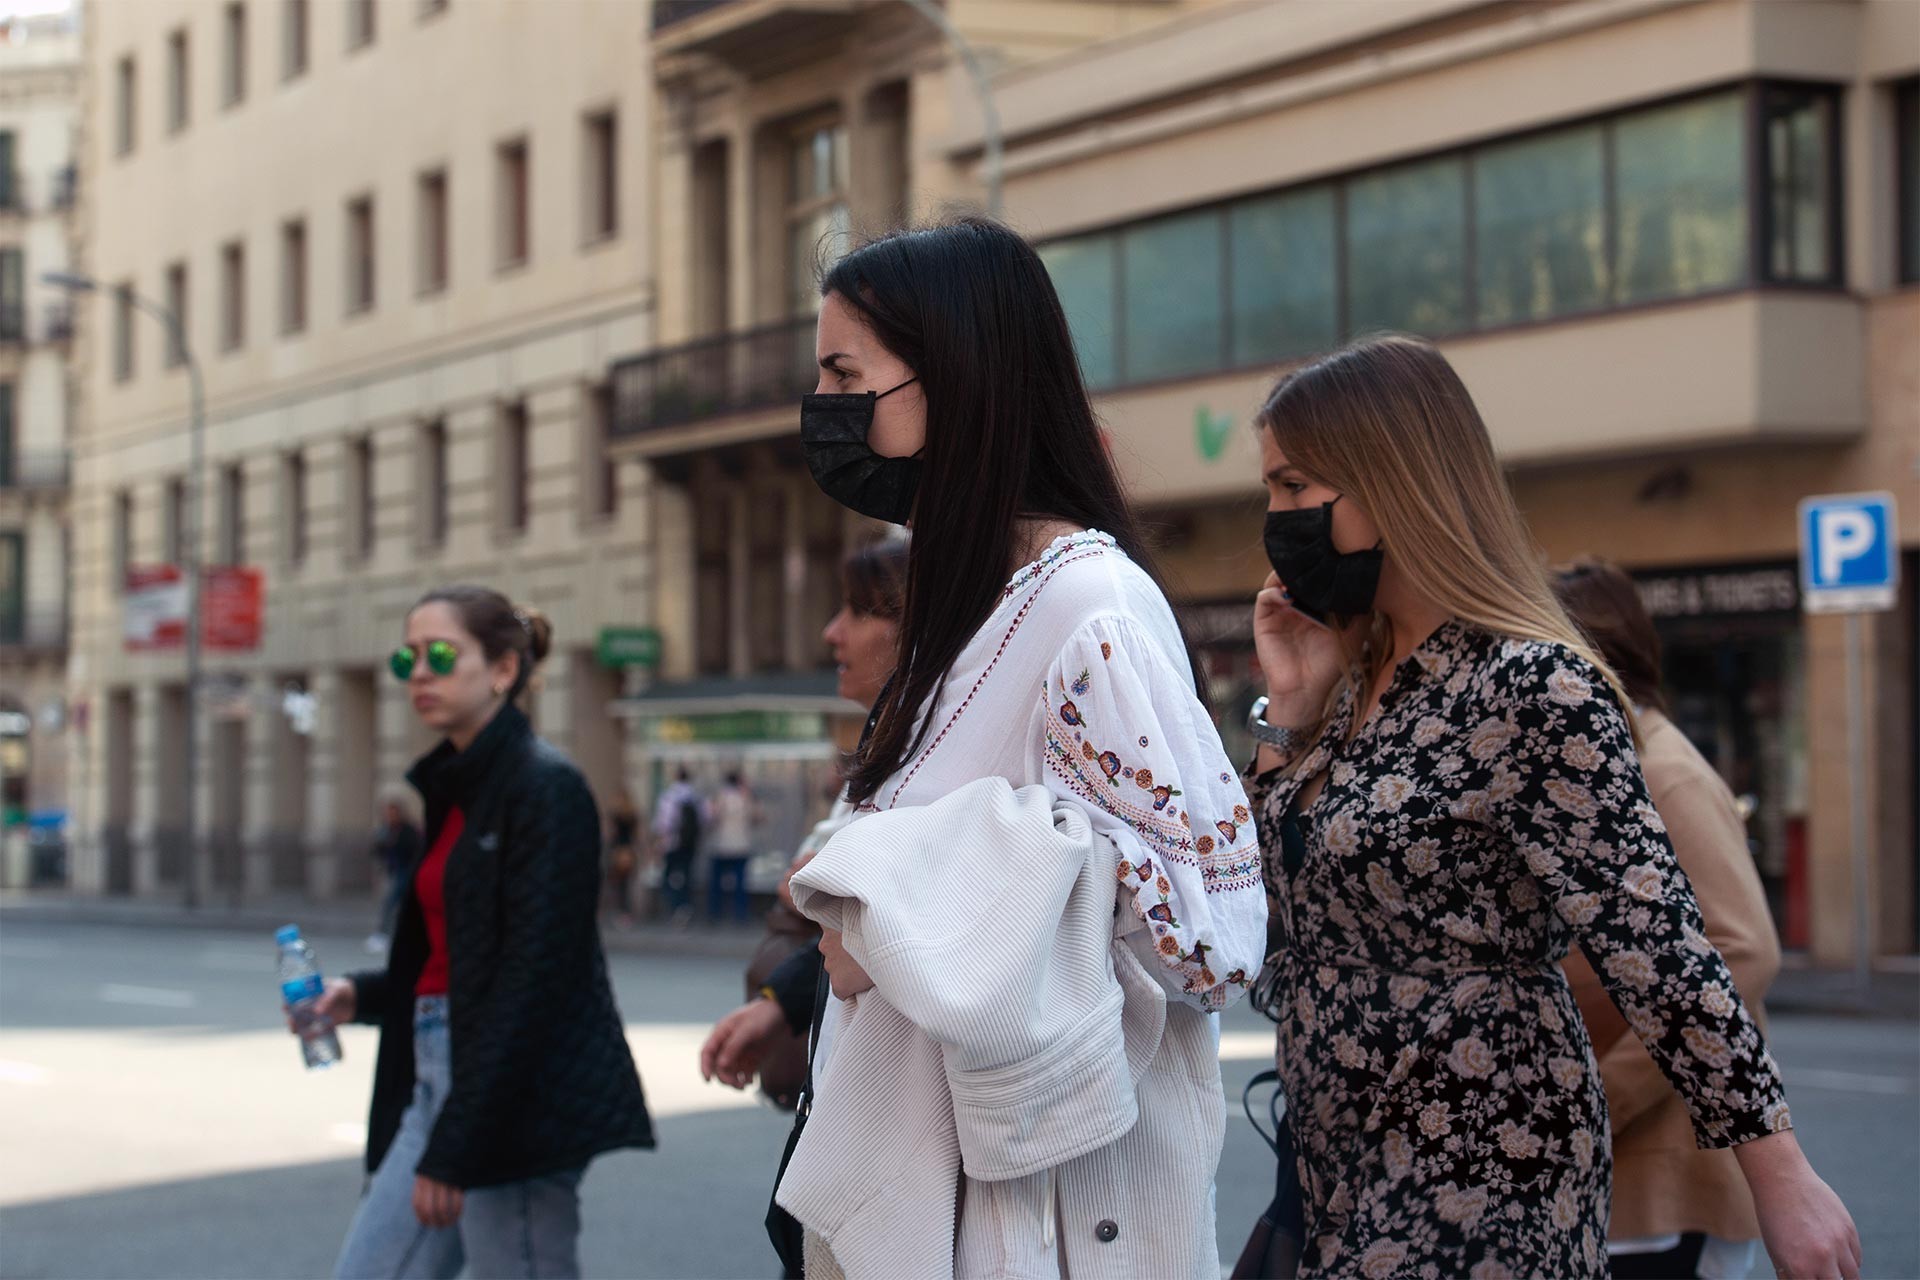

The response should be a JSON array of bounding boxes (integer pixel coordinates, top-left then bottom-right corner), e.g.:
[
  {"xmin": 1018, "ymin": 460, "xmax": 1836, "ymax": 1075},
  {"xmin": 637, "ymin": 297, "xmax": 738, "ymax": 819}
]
[
  {"xmin": 1768, "ymin": 956, "xmax": 1920, "ymax": 1021},
  {"xmin": 0, "ymin": 890, "xmax": 764, "ymax": 961}
]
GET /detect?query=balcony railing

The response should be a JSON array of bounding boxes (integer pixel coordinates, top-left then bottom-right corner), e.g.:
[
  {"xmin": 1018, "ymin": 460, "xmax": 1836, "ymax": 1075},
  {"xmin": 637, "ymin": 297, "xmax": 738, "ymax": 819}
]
[
  {"xmin": 609, "ymin": 316, "xmax": 816, "ymax": 438},
  {"xmin": 0, "ymin": 450, "xmax": 71, "ymax": 493},
  {"xmin": 0, "ymin": 608, "xmax": 68, "ymax": 652},
  {"xmin": 652, "ymin": 0, "xmax": 736, "ymax": 32}
]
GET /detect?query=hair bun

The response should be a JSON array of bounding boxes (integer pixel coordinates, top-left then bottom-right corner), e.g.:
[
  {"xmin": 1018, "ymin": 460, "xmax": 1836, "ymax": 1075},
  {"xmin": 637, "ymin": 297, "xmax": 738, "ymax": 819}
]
[{"xmin": 516, "ymin": 606, "xmax": 554, "ymax": 666}]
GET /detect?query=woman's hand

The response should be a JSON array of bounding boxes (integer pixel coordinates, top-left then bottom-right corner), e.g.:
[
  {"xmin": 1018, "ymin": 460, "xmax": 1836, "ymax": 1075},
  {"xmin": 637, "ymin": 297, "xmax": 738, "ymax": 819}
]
[
  {"xmin": 412, "ymin": 1174, "xmax": 465, "ymax": 1229},
  {"xmin": 1736, "ymin": 1130, "xmax": 1861, "ymax": 1278},
  {"xmin": 699, "ymin": 998, "xmax": 788, "ymax": 1089},
  {"xmin": 1252, "ymin": 571, "xmax": 1344, "ymax": 727},
  {"xmin": 819, "ymin": 928, "xmax": 874, "ymax": 999},
  {"xmin": 283, "ymin": 977, "xmax": 355, "ymax": 1035}
]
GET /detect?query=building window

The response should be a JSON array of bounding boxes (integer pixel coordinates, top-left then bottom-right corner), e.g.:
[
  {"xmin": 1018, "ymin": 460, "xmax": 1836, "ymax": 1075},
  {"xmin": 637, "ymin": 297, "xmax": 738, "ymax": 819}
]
[
  {"xmin": 166, "ymin": 28, "xmax": 190, "ymax": 133},
  {"xmin": 1761, "ymin": 85, "xmax": 1841, "ymax": 285},
  {"xmin": 1229, "ymin": 186, "xmax": 1338, "ymax": 365},
  {"xmin": 0, "ymin": 532, "xmax": 21, "ymax": 644},
  {"xmin": 163, "ymin": 477, "xmax": 186, "ymax": 565},
  {"xmin": 218, "ymin": 462, "xmax": 245, "ymax": 564},
  {"xmin": 282, "ymin": 0, "xmax": 309, "ymax": 80},
  {"xmin": 348, "ymin": 436, "xmax": 374, "ymax": 559},
  {"xmin": 497, "ymin": 138, "xmax": 530, "ymax": 269},
  {"xmin": 347, "ymin": 0, "xmax": 376, "ymax": 50},
  {"xmin": 499, "ymin": 400, "xmax": 529, "ymax": 534},
  {"xmin": 419, "ymin": 419, "xmax": 448, "ymax": 547},
  {"xmin": 1900, "ymin": 79, "xmax": 1920, "ymax": 286},
  {"xmin": 222, "ymin": 3, "xmax": 247, "ymax": 107},
  {"xmin": 220, "ymin": 240, "xmax": 245, "ymax": 351},
  {"xmin": 417, "ymin": 167, "xmax": 448, "ymax": 294},
  {"xmin": 587, "ymin": 382, "xmax": 617, "ymax": 520},
  {"xmin": 1122, "ymin": 210, "xmax": 1225, "ymax": 383},
  {"xmin": 583, "ymin": 109, "xmax": 618, "ymax": 243},
  {"xmin": 113, "ymin": 283, "xmax": 135, "ymax": 381},
  {"xmin": 0, "ymin": 132, "xmax": 14, "ymax": 211},
  {"xmin": 163, "ymin": 261, "xmax": 188, "ymax": 367},
  {"xmin": 346, "ymin": 194, "xmax": 375, "ymax": 314},
  {"xmin": 1474, "ymin": 124, "xmax": 1608, "ymax": 325},
  {"xmin": 113, "ymin": 491, "xmax": 132, "ymax": 587},
  {"xmin": 0, "ymin": 382, "xmax": 14, "ymax": 487},
  {"xmin": 115, "ymin": 55, "xmax": 138, "ymax": 155},
  {"xmin": 1347, "ymin": 154, "xmax": 1468, "ymax": 336},
  {"xmin": 1037, "ymin": 237, "xmax": 1118, "ymax": 390},
  {"xmin": 1612, "ymin": 91, "xmax": 1747, "ymax": 305},
  {"xmin": 280, "ymin": 217, "xmax": 307, "ymax": 334},
  {"xmin": 0, "ymin": 248, "xmax": 23, "ymax": 343},
  {"xmin": 786, "ymin": 121, "xmax": 849, "ymax": 316},
  {"xmin": 283, "ymin": 450, "xmax": 307, "ymax": 566}
]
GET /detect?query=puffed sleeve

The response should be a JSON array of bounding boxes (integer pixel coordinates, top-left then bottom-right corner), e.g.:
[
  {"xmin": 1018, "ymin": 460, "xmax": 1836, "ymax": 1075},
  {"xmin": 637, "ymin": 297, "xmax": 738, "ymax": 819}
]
[
  {"xmin": 1032, "ymin": 615, "xmax": 1267, "ymax": 1011},
  {"xmin": 1491, "ymin": 644, "xmax": 1791, "ymax": 1148}
]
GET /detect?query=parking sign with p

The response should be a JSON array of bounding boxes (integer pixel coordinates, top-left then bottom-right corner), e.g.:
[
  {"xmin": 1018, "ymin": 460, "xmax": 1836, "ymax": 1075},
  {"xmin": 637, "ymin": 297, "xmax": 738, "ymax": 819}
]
[{"xmin": 1799, "ymin": 491, "xmax": 1899, "ymax": 614}]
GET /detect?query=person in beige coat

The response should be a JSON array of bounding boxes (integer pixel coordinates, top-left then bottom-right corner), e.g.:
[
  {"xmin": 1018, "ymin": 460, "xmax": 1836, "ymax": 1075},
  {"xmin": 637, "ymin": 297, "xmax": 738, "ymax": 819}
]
[{"xmin": 1555, "ymin": 558, "xmax": 1782, "ymax": 1280}]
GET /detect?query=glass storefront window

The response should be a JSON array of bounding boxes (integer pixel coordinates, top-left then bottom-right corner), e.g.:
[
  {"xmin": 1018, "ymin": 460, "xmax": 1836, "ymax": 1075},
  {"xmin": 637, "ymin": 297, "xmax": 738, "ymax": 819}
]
[
  {"xmin": 1229, "ymin": 186, "xmax": 1338, "ymax": 364},
  {"xmin": 1039, "ymin": 235, "xmax": 1120, "ymax": 390},
  {"xmin": 1613, "ymin": 92, "xmax": 1747, "ymax": 304},
  {"xmin": 1475, "ymin": 124, "xmax": 1609, "ymax": 325},
  {"xmin": 1121, "ymin": 209, "xmax": 1225, "ymax": 383},
  {"xmin": 1346, "ymin": 155, "xmax": 1467, "ymax": 336}
]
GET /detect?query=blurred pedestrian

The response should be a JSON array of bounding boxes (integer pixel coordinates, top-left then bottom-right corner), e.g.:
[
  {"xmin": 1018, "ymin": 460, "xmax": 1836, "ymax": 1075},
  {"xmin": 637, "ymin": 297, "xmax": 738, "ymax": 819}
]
[
  {"xmin": 367, "ymin": 796, "xmax": 421, "ymax": 954},
  {"xmin": 706, "ymin": 772, "xmax": 759, "ymax": 925},
  {"xmin": 652, "ymin": 767, "xmax": 702, "ymax": 926},
  {"xmin": 290, "ymin": 585, "xmax": 653, "ymax": 1280},
  {"xmin": 1554, "ymin": 557, "xmax": 1781, "ymax": 1280},
  {"xmin": 605, "ymin": 788, "xmax": 641, "ymax": 929},
  {"xmin": 773, "ymin": 218, "xmax": 1267, "ymax": 1278},
  {"xmin": 702, "ymin": 537, "xmax": 907, "ymax": 1116},
  {"xmin": 1241, "ymin": 335, "xmax": 1856, "ymax": 1279}
]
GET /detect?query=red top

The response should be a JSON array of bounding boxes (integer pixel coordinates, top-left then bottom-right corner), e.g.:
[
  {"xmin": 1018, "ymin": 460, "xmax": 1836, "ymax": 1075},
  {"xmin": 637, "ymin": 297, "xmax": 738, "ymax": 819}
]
[{"xmin": 414, "ymin": 807, "xmax": 464, "ymax": 997}]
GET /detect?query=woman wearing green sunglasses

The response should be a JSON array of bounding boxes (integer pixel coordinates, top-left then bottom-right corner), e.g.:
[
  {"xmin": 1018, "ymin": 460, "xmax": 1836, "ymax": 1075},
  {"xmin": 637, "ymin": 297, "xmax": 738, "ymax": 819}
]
[{"xmin": 301, "ymin": 584, "xmax": 654, "ymax": 1280}]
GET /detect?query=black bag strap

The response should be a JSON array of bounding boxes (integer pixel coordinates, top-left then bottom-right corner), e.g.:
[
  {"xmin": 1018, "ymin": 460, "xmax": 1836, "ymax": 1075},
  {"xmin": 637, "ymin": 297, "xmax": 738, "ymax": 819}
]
[
  {"xmin": 1242, "ymin": 1068, "xmax": 1289, "ymax": 1160},
  {"xmin": 797, "ymin": 962, "xmax": 830, "ymax": 1117}
]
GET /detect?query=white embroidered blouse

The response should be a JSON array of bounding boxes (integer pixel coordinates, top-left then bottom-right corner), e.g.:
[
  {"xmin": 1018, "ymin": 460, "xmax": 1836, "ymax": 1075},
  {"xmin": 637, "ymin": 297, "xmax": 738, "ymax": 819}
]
[{"xmin": 863, "ymin": 529, "xmax": 1268, "ymax": 1011}]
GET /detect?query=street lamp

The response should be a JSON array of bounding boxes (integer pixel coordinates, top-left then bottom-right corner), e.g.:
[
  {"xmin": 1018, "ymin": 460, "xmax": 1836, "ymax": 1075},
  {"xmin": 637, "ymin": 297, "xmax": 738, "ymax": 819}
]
[
  {"xmin": 43, "ymin": 271, "xmax": 208, "ymax": 910},
  {"xmin": 900, "ymin": 0, "xmax": 1003, "ymax": 217}
]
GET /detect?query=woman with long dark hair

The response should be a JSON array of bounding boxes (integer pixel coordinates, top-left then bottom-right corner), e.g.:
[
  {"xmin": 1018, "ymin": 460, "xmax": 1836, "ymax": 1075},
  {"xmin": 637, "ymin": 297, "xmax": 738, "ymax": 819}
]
[
  {"xmin": 1243, "ymin": 335, "xmax": 1856, "ymax": 1279},
  {"xmin": 295, "ymin": 586, "xmax": 653, "ymax": 1279},
  {"xmin": 778, "ymin": 218, "xmax": 1267, "ymax": 1276}
]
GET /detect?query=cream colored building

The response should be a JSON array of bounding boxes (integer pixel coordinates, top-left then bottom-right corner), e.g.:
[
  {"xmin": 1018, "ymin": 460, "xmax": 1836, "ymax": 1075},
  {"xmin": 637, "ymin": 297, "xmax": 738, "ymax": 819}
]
[
  {"xmin": 617, "ymin": 0, "xmax": 1918, "ymax": 965},
  {"xmin": 68, "ymin": 0, "xmax": 661, "ymax": 902},
  {"xmin": 0, "ymin": 10, "xmax": 80, "ymax": 870}
]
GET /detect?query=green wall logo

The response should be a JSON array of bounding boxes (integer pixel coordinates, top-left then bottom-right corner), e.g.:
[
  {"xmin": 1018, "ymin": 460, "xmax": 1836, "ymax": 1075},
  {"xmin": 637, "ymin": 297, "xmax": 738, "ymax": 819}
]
[{"xmin": 1195, "ymin": 406, "xmax": 1235, "ymax": 462}]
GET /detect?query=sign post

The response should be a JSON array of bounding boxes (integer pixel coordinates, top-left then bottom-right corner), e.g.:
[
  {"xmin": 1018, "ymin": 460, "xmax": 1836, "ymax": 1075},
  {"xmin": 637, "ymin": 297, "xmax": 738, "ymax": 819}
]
[{"xmin": 1798, "ymin": 492, "xmax": 1900, "ymax": 1001}]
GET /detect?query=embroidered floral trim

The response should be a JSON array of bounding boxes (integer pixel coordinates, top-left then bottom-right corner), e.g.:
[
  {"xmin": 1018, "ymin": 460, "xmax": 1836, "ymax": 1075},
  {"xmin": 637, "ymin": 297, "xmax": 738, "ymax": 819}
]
[{"xmin": 1002, "ymin": 529, "xmax": 1119, "ymax": 600}]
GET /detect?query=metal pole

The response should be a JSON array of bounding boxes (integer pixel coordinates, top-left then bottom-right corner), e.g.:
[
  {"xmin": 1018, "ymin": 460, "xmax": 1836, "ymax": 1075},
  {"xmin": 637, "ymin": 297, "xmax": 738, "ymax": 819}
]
[
  {"xmin": 901, "ymin": 0, "xmax": 1004, "ymax": 217},
  {"xmin": 1844, "ymin": 611, "xmax": 1871, "ymax": 1003}
]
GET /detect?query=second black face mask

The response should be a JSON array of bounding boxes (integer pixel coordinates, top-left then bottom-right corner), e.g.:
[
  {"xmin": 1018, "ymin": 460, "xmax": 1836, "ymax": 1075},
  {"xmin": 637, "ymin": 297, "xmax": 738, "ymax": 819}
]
[
  {"xmin": 1262, "ymin": 498, "xmax": 1383, "ymax": 627},
  {"xmin": 800, "ymin": 378, "xmax": 920, "ymax": 525}
]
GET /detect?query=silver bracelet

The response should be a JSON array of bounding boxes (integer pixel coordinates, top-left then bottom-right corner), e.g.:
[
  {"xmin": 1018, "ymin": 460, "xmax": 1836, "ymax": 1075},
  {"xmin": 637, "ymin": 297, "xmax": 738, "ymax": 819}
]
[{"xmin": 1247, "ymin": 696, "xmax": 1309, "ymax": 754}]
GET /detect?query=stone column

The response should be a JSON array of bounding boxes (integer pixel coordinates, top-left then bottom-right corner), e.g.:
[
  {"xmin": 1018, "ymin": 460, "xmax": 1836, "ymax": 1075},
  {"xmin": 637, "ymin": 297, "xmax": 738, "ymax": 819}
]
[{"xmin": 303, "ymin": 668, "xmax": 344, "ymax": 901}]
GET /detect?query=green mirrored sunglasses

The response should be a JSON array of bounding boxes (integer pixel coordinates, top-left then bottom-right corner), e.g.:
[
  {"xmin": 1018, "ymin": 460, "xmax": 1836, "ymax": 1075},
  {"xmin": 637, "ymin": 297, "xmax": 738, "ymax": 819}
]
[{"xmin": 390, "ymin": 639, "xmax": 460, "ymax": 682}]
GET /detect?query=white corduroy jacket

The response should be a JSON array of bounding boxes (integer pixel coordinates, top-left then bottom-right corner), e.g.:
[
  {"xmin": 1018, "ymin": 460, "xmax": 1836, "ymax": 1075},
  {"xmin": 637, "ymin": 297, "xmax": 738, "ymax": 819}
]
[{"xmin": 779, "ymin": 776, "xmax": 1225, "ymax": 1280}]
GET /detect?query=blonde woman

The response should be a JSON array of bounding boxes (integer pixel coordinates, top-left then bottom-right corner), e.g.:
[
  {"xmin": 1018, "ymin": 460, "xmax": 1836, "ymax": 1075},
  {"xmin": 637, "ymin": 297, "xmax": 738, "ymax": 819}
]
[{"xmin": 1244, "ymin": 336, "xmax": 1857, "ymax": 1279}]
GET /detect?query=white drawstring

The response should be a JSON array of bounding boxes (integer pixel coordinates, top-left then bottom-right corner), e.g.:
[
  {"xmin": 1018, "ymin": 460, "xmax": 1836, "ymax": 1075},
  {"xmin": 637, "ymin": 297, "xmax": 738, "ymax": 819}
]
[{"xmin": 1040, "ymin": 1168, "xmax": 1056, "ymax": 1253}]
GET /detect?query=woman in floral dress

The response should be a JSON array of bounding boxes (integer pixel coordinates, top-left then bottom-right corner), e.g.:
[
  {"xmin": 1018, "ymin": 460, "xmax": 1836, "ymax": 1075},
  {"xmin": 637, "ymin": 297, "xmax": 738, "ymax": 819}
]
[{"xmin": 1242, "ymin": 335, "xmax": 1858, "ymax": 1280}]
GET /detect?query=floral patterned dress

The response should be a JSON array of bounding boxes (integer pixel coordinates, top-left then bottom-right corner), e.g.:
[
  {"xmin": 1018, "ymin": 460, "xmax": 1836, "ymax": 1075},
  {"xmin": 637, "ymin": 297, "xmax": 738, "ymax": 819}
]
[{"xmin": 1247, "ymin": 620, "xmax": 1790, "ymax": 1280}]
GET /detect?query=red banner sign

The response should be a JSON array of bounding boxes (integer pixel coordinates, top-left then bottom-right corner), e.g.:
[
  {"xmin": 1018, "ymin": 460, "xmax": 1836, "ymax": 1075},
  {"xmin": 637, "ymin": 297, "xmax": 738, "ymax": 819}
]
[{"xmin": 123, "ymin": 565, "xmax": 265, "ymax": 652}]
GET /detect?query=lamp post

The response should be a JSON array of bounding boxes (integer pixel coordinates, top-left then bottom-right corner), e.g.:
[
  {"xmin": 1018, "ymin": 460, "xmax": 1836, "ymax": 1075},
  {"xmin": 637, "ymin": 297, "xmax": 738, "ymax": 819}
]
[
  {"xmin": 44, "ymin": 271, "xmax": 207, "ymax": 910},
  {"xmin": 901, "ymin": 0, "xmax": 1003, "ymax": 217}
]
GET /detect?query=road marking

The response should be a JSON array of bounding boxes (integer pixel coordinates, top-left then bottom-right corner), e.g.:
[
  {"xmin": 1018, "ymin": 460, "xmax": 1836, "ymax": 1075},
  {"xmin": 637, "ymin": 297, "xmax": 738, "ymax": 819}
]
[
  {"xmin": 0, "ymin": 1059, "xmax": 49, "ymax": 1085},
  {"xmin": 1787, "ymin": 1067, "xmax": 1918, "ymax": 1096},
  {"xmin": 330, "ymin": 1122, "xmax": 367, "ymax": 1146},
  {"xmin": 97, "ymin": 983, "xmax": 198, "ymax": 1009}
]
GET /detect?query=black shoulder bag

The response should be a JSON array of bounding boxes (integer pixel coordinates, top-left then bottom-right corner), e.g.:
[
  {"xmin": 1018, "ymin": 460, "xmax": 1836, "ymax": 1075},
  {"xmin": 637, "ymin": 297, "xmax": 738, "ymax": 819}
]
[{"xmin": 764, "ymin": 939, "xmax": 831, "ymax": 1277}]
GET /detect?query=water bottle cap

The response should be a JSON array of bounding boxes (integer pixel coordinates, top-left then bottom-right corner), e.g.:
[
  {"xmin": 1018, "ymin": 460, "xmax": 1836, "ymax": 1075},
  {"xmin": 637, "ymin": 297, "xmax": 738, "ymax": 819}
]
[{"xmin": 275, "ymin": 925, "xmax": 301, "ymax": 945}]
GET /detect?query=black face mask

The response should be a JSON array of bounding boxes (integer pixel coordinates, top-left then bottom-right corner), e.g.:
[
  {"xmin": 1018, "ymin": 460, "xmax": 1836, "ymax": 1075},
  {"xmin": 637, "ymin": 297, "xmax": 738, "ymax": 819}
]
[
  {"xmin": 800, "ymin": 377, "xmax": 921, "ymax": 525},
  {"xmin": 1262, "ymin": 496, "xmax": 1383, "ymax": 626}
]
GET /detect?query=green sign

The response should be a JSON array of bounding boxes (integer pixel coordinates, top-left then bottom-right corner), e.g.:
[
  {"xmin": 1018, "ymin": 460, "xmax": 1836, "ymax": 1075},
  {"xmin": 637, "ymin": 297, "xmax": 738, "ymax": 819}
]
[
  {"xmin": 637, "ymin": 710, "xmax": 827, "ymax": 745},
  {"xmin": 597, "ymin": 626, "xmax": 662, "ymax": 669},
  {"xmin": 1195, "ymin": 405, "xmax": 1235, "ymax": 461}
]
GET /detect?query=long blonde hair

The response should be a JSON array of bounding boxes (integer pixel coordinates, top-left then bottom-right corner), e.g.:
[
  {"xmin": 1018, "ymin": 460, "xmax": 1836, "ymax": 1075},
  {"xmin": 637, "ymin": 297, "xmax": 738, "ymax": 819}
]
[{"xmin": 1256, "ymin": 334, "xmax": 1636, "ymax": 736}]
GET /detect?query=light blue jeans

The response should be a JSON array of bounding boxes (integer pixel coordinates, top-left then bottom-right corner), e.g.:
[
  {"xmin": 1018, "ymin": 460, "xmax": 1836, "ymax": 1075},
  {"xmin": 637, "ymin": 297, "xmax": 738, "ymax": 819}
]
[{"xmin": 334, "ymin": 997, "xmax": 586, "ymax": 1280}]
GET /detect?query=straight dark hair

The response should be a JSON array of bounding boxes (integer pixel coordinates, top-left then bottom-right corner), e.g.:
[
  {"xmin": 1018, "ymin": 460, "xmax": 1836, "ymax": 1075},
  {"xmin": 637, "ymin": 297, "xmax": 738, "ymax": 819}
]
[
  {"xmin": 1552, "ymin": 558, "xmax": 1669, "ymax": 714},
  {"xmin": 827, "ymin": 217, "xmax": 1203, "ymax": 805}
]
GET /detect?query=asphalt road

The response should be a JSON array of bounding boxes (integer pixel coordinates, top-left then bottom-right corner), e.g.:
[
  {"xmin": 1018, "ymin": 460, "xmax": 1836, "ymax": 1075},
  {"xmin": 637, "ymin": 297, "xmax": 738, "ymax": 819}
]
[{"xmin": 1, "ymin": 919, "xmax": 1914, "ymax": 1279}]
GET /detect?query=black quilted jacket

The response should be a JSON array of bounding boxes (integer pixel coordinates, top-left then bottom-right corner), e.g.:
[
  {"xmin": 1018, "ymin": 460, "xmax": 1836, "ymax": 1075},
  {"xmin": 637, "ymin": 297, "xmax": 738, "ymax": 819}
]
[{"xmin": 347, "ymin": 704, "xmax": 655, "ymax": 1188}]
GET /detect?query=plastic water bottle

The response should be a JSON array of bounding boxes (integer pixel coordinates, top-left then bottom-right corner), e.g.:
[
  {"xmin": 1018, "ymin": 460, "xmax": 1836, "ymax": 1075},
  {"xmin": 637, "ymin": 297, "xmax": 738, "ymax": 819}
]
[{"xmin": 277, "ymin": 925, "xmax": 343, "ymax": 1069}]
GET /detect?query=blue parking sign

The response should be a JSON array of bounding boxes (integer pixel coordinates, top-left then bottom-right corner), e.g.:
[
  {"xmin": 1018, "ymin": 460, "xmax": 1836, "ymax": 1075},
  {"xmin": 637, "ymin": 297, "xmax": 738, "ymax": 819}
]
[{"xmin": 1799, "ymin": 491, "xmax": 1899, "ymax": 614}]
